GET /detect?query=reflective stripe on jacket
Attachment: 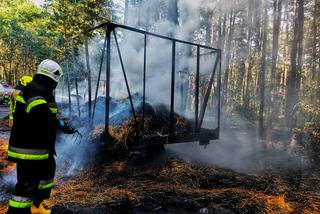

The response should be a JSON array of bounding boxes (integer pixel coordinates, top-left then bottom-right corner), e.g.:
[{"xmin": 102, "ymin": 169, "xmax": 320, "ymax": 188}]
[
  {"xmin": 8, "ymin": 146, "xmax": 49, "ymax": 160},
  {"xmin": 25, "ymin": 96, "xmax": 47, "ymax": 113}
]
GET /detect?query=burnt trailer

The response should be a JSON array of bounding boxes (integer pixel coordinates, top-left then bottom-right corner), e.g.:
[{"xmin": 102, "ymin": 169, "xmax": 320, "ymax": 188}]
[{"xmin": 65, "ymin": 22, "xmax": 221, "ymax": 150}]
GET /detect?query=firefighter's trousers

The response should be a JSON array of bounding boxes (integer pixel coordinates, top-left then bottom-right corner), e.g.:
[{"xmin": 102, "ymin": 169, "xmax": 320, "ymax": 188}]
[{"xmin": 7, "ymin": 157, "xmax": 55, "ymax": 214}]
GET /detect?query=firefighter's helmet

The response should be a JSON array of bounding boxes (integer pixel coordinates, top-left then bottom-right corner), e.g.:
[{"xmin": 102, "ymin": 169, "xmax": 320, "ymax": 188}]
[
  {"xmin": 19, "ymin": 75, "xmax": 33, "ymax": 86},
  {"xmin": 37, "ymin": 59, "xmax": 63, "ymax": 83}
]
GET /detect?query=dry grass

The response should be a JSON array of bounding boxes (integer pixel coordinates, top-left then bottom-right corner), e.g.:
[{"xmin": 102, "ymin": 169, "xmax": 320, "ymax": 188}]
[
  {"xmin": 0, "ymin": 202, "xmax": 7, "ymax": 214},
  {"xmin": 1, "ymin": 157, "xmax": 319, "ymax": 213},
  {"xmin": 0, "ymin": 124, "xmax": 319, "ymax": 213},
  {"xmin": 46, "ymin": 159, "xmax": 320, "ymax": 213}
]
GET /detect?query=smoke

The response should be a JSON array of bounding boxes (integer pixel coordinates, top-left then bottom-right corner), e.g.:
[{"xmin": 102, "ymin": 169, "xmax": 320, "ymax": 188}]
[
  {"xmin": 53, "ymin": 0, "xmax": 307, "ymax": 176},
  {"xmin": 166, "ymin": 119, "xmax": 308, "ymax": 173},
  {"xmin": 0, "ymin": 171, "xmax": 16, "ymax": 202},
  {"xmin": 1, "ymin": 171, "xmax": 16, "ymax": 188},
  {"xmin": 123, "ymin": 0, "xmax": 308, "ymax": 173},
  {"xmin": 53, "ymin": 0, "xmax": 226, "ymax": 176},
  {"xmin": 55, "ymin": 126, "xmax": 103, "ymax": 176}
]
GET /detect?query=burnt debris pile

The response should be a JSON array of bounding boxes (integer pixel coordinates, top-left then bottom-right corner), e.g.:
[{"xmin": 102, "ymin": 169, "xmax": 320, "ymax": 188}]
[
  {"xmin": 108, "ymin": 104, "xmax": 192, "ymax": 148},
  {"xmin": 86, "ymin": 94, "xmax": 193, "ymax": 150}
]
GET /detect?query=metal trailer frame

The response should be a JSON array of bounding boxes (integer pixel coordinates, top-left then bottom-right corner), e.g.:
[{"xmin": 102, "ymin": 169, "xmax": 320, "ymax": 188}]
[{"xmin": 69, "ymin": 22, "xmax": 222, "ymax": 149}]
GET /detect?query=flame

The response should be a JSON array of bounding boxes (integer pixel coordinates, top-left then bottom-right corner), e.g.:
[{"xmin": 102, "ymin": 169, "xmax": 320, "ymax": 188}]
[{"xmin": 112, "ymin": 161, "xmax": 126, "ymax": 172}]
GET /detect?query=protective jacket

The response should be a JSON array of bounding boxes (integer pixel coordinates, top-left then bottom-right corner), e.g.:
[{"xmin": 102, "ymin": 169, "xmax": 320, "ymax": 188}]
[{"xmin": 7, "ymin": 80, "xmax": 59, "ymax": 162}]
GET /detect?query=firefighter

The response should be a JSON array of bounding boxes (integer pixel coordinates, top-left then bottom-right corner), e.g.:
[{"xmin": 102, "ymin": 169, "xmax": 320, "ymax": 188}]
[
  {"xmin": 6, "ymin": 59, "xmax": 76, "ymax": 214},
  {"xmin": 9, "ymin": 75, "xmax": 33, "ymax": 127}
]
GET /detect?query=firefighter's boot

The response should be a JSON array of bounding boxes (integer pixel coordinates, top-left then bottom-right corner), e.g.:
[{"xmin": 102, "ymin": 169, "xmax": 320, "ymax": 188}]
[{"xmin": 31, "ymin": 202, "xmax": 50, "ymax": 214}]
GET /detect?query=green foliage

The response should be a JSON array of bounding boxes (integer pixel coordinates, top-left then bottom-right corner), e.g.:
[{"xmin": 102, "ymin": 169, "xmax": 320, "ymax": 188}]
[
  {"xmin": 46, "ymin": 0, "xmax": 111, "ymax": 49},
  {"xmin": 0, "ymin": 0, "xmax": 111, "ymax": 85},
  {"xmin": 0, "ymin": 0, "xmax": 50, "ymax": 83}
]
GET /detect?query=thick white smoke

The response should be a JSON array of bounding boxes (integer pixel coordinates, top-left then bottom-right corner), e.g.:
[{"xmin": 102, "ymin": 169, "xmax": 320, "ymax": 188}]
[
  {"xmin": 53, "ymin": 0, "xmax": 223, "ymax": 176},
  {"xmin": 115, "ymin": 0, "xmax": 309, "ymax": 173},
  {"xmin": 53, "ymin": 0, "xmax": 307, "ymax": 176}
]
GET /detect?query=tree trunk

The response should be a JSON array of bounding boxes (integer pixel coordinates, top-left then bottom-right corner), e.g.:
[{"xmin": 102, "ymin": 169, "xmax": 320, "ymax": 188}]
[
  {"xmin": 124, "ymin": 0, "xmax": 129, "ymax": 25},
  {"xmin": 166, "ymin": 0, "xmax": 179, "ymax": 37},
  {"xmin": 259, "ymin": 1, "xmax": 268, "ymax": 139},
  {"xmin": 222, "ymin": 9, "xmax": 235, "ymax": 110},
  {"xmin": 281, "ymin": 0, "xmax": 290, "ymax": 117},
  {"xmin": 1, "ymin": 63, "xmax": 5, "ymax": 82},
  {"xmin": 242, "ymin": 0, "xmax": 254, "ymax": 115},
  {"xmin": 267, "ymin": 0, "xmax": 283, "ymax": 130},
  {"xmin": 9, "ymin": 60, "xmax": 12, "ymax": 85},
  {"xmin": 137, "ymin": 0, "xmax": 142, "ymax": 27},
  {"xmin": 217, "ymin": 12, "xmax": 222, "ymax": 49},
  {"xmin": 205, "ymin": 10, "xmax": 213, "ymax": 46},
  {"xmin": 296, "ymin": 0, "xmax": 304, "ymax": 92},
  {"xmin": 285, "ymin": 0, "xmax": 304, "ymax": 130},
  {"xmin": 252, "ymin": 0, "xmax": 262, "ymax": 111},
  {"xmin": 311, "ymin": 0, "xmax": 318, "ymax": 87},
  {"xmin": 252, "ymin": 0, "xmax": 261, "ymax": 52},
  {"xmin": 167, "ymin": 0, "xmax": 179, "ymax": 25},
  {"xmin": 14, "ymin": 60, "xmax": 21, "ymax": 85},
  {"xmin": 219, "ymin": 13, "xmax": 227, "ymax": 50}
]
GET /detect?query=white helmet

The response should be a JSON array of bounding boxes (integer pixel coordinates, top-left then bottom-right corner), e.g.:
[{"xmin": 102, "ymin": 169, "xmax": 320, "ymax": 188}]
[{"xmin": 37, "ymin": 59, "xmax": 63, "ymax": 83}]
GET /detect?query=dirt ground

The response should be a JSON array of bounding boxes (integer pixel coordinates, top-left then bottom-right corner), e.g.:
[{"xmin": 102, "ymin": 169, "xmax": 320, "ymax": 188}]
[{"xmin": 0, "ymin": 129, "xmax": 319, "ymax": 214}]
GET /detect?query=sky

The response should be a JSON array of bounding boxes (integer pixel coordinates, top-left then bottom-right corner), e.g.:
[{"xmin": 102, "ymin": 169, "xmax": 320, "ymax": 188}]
[{"xmin": 32, "ymin": 0, "xmax": 45, "ymax": 7}]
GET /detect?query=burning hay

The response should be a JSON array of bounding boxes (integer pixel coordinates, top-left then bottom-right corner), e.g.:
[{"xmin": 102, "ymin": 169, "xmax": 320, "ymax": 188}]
[
  {"xmin": 91, "ymin": 100, "xmax": 193, "ymax": 151},
  {"xmin": 109, "ymin": 107, "xmax": 192, "ymax": 141}
]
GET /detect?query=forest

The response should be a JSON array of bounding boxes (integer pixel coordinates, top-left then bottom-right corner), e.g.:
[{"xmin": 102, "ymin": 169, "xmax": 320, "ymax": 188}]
[
  {"xmin": 0, "ymin": 0, "xmax": 319, "ymax": 213},
  {"xmin": 0, "ymin": 0, "xmax": 319, "ymax": 140}
]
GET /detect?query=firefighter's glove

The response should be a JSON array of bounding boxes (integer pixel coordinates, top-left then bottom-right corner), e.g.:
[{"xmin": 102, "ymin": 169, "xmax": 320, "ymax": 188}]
[{"xmin": 59, "ymin": 120, "xmax": 76, "ymax": 134}]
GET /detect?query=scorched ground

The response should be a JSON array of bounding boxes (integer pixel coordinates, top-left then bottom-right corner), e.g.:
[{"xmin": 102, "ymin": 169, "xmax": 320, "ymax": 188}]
[{"xmin": 0, "ymin": 127, "xmax": 319, "ymax": 214}]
